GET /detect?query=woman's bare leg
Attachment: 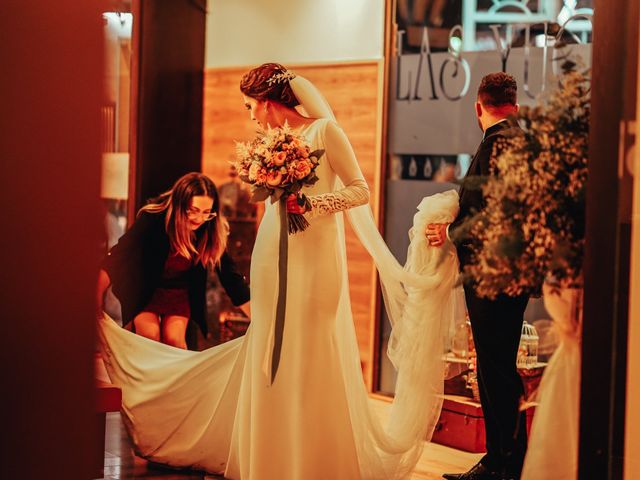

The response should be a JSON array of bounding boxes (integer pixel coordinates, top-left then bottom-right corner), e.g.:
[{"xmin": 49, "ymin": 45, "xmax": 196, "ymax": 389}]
[
  {"xmin": 133, "ymin": 311, "xmax": 161, "ymax": 342},
  {"xmin": 162, "ymin": 315, "xmax": 189, "ymax": 349}
]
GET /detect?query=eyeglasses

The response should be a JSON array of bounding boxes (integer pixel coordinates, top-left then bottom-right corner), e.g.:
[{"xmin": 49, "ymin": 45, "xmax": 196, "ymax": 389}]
[{"xmin": 187, "ymin": 208, "xmax": 217, "ymax": 221}]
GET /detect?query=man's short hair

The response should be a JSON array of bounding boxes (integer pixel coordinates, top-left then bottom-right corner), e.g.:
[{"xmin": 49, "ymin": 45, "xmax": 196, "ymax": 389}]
[{"xmin": 477, "ymin": 72, "xmax": 517, "ymax": 107}]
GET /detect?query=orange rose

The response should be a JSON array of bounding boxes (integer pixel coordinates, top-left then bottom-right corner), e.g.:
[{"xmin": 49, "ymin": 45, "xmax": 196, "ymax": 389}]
[
  {"xmin": 273, "ymin": 151, "xmax": 287, "ymax": 166},
  {"xmin": 256, "ymin": 168, "xmax": 268, "ymax": 185},
  {"xmin": 294, "ymin": 161, "xmax": 312, "ymax": 180},
  {"xmin": 266, "ymin": 170, "xmax": 283, "ymax": 187}
]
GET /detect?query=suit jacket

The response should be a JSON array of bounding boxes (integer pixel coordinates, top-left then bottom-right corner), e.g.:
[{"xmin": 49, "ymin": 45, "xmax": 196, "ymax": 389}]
[
  {"xmin": 450, "ymin": 119, "xmax": 521, "ymax": 268},
  {"xmin": 102, "ymin": 212, "xmax": 250, "ymax": 335}
]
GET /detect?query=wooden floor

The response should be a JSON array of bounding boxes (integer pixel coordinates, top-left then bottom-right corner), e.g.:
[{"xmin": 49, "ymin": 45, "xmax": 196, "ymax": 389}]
[{"xmin": 99, "ymin": 404, "xmax": 481, "ymax": 480}]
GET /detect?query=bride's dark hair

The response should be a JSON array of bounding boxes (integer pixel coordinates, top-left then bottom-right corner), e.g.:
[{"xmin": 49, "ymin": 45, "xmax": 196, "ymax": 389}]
[{"xmin": 240, "ymin": 63, "xmax": 299, "ymax": 109}]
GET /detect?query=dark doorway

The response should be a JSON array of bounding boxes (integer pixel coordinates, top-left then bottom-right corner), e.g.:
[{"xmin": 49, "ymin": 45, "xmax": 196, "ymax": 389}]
[
  {"xmin": 579, "ymin": 1, "xmax": 638, "ymax": 478},
  {"xmin": 129, "ymin": 0, "xmax": 207, "ymax": 216}
]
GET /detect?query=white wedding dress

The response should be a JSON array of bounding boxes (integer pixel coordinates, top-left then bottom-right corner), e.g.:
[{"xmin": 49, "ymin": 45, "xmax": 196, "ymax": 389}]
[{"xmin": 99, "ymin": 112, "xmax": 463, "ymax": 479}]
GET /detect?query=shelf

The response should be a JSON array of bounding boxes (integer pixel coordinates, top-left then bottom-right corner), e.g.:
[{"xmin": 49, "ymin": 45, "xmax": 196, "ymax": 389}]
[
  {"xmin": 443, "ymin": 353, "xmax": 470, "ymax": 364},
  {"xmin": 444, "ymin": 352, "xmax": 548, "ymax": 369}
]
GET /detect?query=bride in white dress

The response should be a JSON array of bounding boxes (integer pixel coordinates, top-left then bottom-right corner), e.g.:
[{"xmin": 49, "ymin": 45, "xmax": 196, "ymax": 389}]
[{"xmin": 98, "ymin": 63, "xmax": 463, "ymax": 479}]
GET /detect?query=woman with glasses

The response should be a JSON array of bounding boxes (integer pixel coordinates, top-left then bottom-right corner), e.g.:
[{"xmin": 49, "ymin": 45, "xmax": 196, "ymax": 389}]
[{"xmin": 96, "ymin": 172, "xmax": 250, "ymax": 348}]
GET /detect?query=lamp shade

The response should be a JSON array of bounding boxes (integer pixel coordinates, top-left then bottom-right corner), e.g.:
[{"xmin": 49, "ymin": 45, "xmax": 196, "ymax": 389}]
[{"xmin": 101, "ymin": 152, "xmax": 129, "ymax": 199}]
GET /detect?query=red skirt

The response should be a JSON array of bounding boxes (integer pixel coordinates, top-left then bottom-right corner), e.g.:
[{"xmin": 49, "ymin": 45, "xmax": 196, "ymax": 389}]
[{"xmin": 141, "ymin": 287, "xmax": 191, "ymax": 318}]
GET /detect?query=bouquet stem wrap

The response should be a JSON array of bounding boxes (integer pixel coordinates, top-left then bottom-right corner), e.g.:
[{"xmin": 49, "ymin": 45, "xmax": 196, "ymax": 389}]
[
  {"xmin": 270, "ymin": 198, "xmax": 289, "ymax": 384},
  {"xmin": 287, "ymin": 203, "xmax": 310, "ymax": 234}
]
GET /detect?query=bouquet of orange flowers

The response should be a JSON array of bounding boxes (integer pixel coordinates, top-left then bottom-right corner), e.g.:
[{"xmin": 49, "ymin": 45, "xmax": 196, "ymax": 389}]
[{"xmin": 235, "ymin": 123, "xmax": 324, "ymax": 234}]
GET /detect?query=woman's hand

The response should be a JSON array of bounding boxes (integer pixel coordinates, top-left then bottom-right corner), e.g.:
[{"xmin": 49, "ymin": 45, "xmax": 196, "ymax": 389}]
[
  {"xmin": 286, "ymin": 194, "xmax": 307, "ymax": 214},
  {"xmin": 425, "ymin": 223, "xmax": 448, "ymax": 247}
]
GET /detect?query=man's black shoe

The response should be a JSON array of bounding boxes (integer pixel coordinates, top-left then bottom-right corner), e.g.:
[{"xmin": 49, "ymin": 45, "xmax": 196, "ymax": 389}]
[
  {"xmin": 442, "ymin": 461, "xmax": 504, "ymax": 480},
  {"xmin": 441, "ymin": 474, "xmax": 462, "ymax": 480}
]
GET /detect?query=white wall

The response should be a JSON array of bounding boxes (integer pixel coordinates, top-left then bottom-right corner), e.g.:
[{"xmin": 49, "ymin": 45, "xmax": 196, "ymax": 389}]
[
  {"xmin": 103, "ymin": 13, "xmax": 132, "ymax": 104},
  {"xmin": 205, "ymin": 0, "xmax": 385, "ymax": 68}
]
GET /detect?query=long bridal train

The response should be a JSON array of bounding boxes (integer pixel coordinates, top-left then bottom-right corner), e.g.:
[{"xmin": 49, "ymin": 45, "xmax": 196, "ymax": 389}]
[
  {"xmin": 97, "ymin": 189, "xmax": 463, "ymax": 479},
  {"xmin": 98, "ymin": 185, "xmax": 462, "ymax": 480}
]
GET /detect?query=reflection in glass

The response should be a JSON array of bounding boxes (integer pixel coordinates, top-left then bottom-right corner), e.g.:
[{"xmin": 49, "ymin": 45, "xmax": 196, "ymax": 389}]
[
  {"xmin": 396, "ymin": 0, "xmax": 594, "ymax": 54},
  {"xmin": 376, "ymin": 0, "xmax": 593, "ymax": 396},
  {"xmin": 101, "ymin": 10, "xmax": 133, "ymax": 323}
]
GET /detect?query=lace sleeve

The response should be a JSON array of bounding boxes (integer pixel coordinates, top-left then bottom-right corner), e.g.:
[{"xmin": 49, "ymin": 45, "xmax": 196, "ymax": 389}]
[{"xmin": 306, "ymin": 121, "xmax": 370, "ymax": 217}]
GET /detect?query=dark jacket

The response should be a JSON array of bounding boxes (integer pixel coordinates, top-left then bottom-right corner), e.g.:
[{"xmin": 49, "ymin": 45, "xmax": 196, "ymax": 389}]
[
  {"xmin": 450, "ymin": 119, "xmax": 522, "ymax": 267},
  {"xmin": 102, "ymin": 212, "xmax": 250, "ymax": 335}
]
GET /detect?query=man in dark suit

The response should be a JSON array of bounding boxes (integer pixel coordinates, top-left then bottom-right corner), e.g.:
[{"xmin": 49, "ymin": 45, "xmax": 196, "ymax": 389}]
[{"xmin": 427, "ymin": 72, "xmax": 529, "ymax": 480}]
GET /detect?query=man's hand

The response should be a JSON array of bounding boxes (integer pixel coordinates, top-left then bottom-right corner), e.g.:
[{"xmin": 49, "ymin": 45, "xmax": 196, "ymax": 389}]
[
  {"xmin": 286, "ymin": 194, "xmax": 307, "ymax": 214},
  {"xmin": 425, "ymin": 223, "xmax": 448, "ymax": 247}
]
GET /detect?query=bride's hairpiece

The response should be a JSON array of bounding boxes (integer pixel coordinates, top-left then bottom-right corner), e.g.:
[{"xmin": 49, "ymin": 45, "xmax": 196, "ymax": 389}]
[{"xmin": 267, "ymin": 70, "xmax": 296, "ymax": 86}]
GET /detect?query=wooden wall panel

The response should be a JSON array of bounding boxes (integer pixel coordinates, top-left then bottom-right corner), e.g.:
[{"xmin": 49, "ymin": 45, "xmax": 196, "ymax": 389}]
[{"xmin": 202, "ymin": 61, "xmax": 382, "ymax": 381}]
